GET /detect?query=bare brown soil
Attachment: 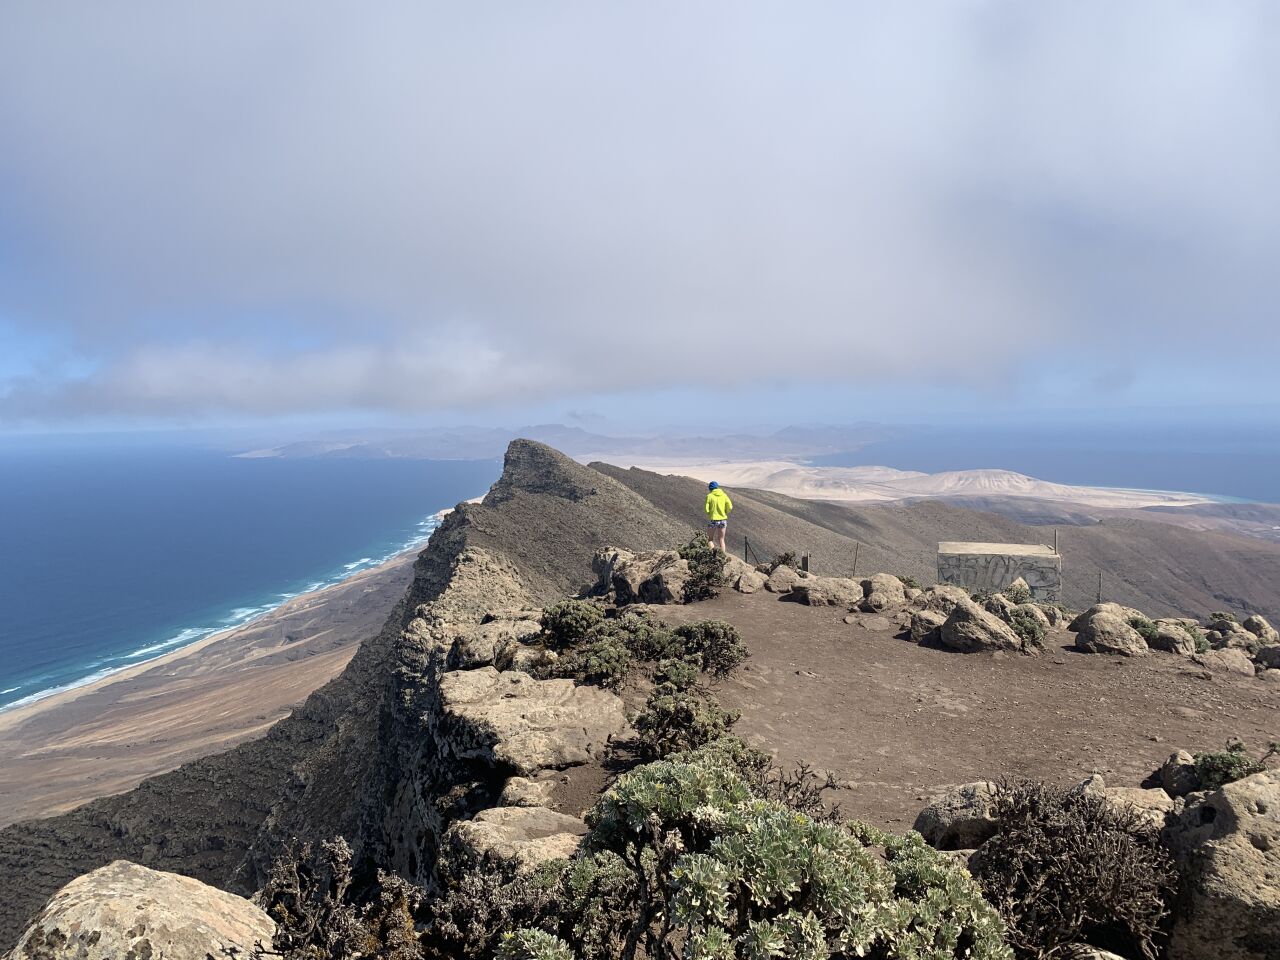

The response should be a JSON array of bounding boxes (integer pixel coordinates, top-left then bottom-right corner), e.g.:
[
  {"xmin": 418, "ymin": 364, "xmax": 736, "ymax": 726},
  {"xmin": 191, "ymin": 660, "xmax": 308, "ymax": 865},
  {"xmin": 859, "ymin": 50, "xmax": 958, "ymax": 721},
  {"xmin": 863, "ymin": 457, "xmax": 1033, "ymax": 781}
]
[{"xmin": 651, "ymin": 590, "xmax": 1280, "ymax": 831}]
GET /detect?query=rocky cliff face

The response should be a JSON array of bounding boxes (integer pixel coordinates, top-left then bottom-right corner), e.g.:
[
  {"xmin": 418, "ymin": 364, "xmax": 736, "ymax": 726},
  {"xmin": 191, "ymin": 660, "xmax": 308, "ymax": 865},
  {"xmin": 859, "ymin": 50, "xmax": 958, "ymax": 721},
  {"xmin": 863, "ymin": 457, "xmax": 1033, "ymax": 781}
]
[{"xmin": 0, "ymin": 440, "xmax": 690, "ymax": 950}]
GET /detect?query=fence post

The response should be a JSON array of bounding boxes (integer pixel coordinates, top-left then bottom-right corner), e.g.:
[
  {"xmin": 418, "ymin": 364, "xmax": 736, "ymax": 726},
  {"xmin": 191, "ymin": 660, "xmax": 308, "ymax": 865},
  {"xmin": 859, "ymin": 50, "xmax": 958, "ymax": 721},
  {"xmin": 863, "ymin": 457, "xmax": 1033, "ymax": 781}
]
[
  {"xmin": 800, "ymin": 553, "xmax": 809, "ymax": 573},
  {"xmin": 852, "ymin": 542, "xmax": 860, "ymax": 578}
]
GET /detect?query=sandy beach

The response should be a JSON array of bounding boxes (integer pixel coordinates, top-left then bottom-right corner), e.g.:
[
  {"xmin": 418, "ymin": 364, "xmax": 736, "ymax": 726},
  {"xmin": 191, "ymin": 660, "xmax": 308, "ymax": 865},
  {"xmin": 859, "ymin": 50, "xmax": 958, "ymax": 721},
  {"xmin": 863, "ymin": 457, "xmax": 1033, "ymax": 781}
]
[{"xmin": 0, "ymin": 548, "xmax": 419, "ymax": 827}]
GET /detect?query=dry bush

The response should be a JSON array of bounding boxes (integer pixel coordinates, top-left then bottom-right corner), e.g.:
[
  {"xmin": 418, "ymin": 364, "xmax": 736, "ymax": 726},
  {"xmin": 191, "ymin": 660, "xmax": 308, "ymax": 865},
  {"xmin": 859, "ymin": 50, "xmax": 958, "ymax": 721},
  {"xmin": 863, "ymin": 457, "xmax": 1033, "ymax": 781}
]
[{"xmin": 972, "ymin": 780, "xmax": 1176, "ymax": 960}]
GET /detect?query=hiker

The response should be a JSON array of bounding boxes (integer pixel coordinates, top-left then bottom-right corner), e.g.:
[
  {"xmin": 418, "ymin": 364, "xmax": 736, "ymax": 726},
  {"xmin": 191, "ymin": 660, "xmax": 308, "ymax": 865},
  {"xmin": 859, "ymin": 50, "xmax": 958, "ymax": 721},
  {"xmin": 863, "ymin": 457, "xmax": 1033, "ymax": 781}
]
[{"xmin": 704, "ymin": 481, "xmax": 733, "ymax": 552}]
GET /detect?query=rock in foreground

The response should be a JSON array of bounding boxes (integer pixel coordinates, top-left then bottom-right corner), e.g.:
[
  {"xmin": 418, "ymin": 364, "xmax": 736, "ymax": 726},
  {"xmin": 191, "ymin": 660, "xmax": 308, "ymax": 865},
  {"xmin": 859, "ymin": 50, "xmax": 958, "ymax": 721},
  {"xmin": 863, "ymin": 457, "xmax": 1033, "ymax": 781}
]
[{"xmin": 8, "ymin": 860, "xmax": 273, "ymax": 960}]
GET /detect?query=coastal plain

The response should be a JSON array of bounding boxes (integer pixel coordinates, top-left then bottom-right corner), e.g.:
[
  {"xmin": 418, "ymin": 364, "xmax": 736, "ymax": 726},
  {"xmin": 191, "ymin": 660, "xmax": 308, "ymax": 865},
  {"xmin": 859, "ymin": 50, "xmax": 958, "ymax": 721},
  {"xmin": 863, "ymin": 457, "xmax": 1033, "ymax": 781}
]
[{"xmin": 0, "ymin": 550, "xmax": 418, "ymax": 827}]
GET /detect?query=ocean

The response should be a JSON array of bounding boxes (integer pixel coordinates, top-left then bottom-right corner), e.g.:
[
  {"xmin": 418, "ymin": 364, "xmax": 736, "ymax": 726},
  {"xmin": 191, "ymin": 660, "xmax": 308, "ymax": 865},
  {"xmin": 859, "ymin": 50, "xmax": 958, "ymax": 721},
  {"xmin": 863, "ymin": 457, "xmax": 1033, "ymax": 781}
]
[{"xmin": 0, "ymin": 444, "xmax": 500, "ymax": 711}]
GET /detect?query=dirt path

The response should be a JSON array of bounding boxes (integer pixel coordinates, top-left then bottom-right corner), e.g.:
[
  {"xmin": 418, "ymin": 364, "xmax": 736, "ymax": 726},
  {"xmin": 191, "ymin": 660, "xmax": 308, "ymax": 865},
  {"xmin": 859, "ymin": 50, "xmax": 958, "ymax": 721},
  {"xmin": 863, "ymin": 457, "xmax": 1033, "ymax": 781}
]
[{"xmin": 651, "ymin": 591, "xmax": 1280, "ymax": 830}]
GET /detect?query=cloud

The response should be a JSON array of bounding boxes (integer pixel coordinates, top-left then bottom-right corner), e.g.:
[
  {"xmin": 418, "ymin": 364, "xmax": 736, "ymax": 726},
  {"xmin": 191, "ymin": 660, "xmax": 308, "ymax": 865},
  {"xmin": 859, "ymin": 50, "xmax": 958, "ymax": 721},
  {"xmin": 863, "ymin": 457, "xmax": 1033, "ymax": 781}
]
[{"xmin": 0, "ymin": 1, "xmax": 1277, "ymax": 421}]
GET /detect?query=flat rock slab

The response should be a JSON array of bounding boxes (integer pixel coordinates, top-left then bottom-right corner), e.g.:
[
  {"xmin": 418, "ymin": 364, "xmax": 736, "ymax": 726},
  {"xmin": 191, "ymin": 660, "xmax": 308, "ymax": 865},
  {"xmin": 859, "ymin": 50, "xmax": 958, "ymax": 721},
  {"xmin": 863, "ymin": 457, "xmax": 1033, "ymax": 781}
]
[
  {"xmin": 447, "ymin": 805, "xmax": 586, "ymax": 869},
  {"xmin": 439, "ymin": 667, "xmax": 629, "ymax": 774},
  {"xmin": 9, "ymin": 860, "xmax": 273, "ymax": 960}
]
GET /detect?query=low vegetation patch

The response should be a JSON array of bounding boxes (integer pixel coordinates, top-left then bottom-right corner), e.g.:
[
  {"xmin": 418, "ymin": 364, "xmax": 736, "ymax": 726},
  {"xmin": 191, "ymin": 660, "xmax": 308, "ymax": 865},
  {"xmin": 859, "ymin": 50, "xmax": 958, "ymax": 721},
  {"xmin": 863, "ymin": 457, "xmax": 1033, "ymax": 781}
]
[
  {"xmin": 1127, "ymin": 615, "xmax": 1158, "ymax": 644},
  {"xmin": 541, "ymin": 600, "xmax": 607, "ymax": 652},
  {"xmin": 632, "ymin": 681, "xmax": 739, "ymax": 759},
  {"xmin": 678, "ymin": 534, "xmax": 728, "ymax": 602},
  {"xmin": 1002, "ymin": 582, "xmax": 1032, "ymax": 605},
  {"xmin": 897, "ymin": 573, "xmax": 922, "ymax": 591},
  {"xmin": 971, "ymin": 780, "xmax": 1176, "ymax": 960},
  {"xmin": 544, "ymin": 635, "xmax": 633, "ymax": 689},
  {"xmin": 1007, "ymin": 608, "xmax": 1047, "ymax": 647},
  {"xmin": 1193, "ymin": 740, "xmax": 1279, "ymax": 791},
  {"xmin": 671, "ymin": 620, "xmax": 748, "ymax": 677}
]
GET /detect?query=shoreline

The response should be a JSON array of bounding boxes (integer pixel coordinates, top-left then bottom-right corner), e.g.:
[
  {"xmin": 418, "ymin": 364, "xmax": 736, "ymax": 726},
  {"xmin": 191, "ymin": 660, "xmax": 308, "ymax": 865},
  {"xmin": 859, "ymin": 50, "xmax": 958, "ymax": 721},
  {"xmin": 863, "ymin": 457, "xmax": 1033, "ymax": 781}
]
[
  {"xmin": 0, "ymin": 505, "xmax": 456, "ymax": 717},
  {"xmin": 0, "ymin": 545, "xmax": 423, "ymax": 826}
]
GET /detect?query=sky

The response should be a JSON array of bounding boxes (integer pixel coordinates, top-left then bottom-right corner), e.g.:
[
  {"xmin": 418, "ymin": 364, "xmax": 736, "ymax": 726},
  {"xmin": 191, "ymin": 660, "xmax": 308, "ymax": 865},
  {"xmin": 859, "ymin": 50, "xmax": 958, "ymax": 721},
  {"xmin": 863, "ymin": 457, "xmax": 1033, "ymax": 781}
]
[{"xmin": 1, "ymin": 2, "xmax": 1278, "ymax": 434}]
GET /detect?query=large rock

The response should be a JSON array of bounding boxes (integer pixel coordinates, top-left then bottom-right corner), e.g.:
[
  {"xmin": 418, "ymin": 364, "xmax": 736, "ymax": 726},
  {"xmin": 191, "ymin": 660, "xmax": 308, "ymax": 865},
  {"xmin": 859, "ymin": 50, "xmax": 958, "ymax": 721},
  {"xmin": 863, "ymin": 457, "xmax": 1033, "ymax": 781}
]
[
  {"xmin": 913, "ymin": 782, "xmax": 999, "ymax": 850},
  {"xmin": 909, "ymin": 584, "xmax": 970, "ymax": 617},
  {"xmin": 8, "ymin": 860, "xmax": 273, "ymax": 960},
  {"xmin": 1075, "ymin": 775, "xmax": 1178, "ymax": 831},
  {"xmin": 1150, "ymin": 619, "xmax": 1198, "ymax": 657},
  {"xmin": 734, "ymin": 567, "xmax": 767, "ymax": 594},
  {"xmin": 793, "ymin": 575, "xmax": 863, "ymax": 607},
  {"xmin": 859, "ymin": 573, "xmax": 907, "ymax": 612},
  {"xmin": 1068, "ymin": 602, "xmax": 1146, "ymax": 632},
  {"xmin": 439, "ymin": 667, "xmax": 629, "ymax": 774},
  {"xmin": 764, "ymin": 564, "xmax": 802, "ymax": 594},
  {"xmin": 1165, "ymin": 772, "xmax": 1280, "ymax": 960},
  {"xmin": 446, "ymin": 806, "xmax": 586, "ymax": 870},
  {"xmin": 593, "ymin": 547, "xmax": 691, "ymax": 605},
  {"xmin": 1243, "ymin": 614, "xmax": 1280, "ymax": 645},
  {"xmin": 448, "ymin": 616, "xmax": 542, "ymax": 670},
  {"xmin": 1159, "ymin": 750, "xmax": 1202, "ymax": 798},
  {"xmin": 1211, "ymin": 620, "xmax": 1264, "ymax": 653},
  {"xmin": 939, "ymin": 597, "xmax": 1027, "ymax": 653},
  {"xmin": 1256, "ymin": 645, "xmax": 1280, "ymax": 670},
  {"xmin": 1191, "ymin": 648, "xmax": 1256, "ymax": 677},
  {"xmin": 909, "ymin": 608, "xmax": 948, "ymax": 643},
  {"xmin": 1073, "ymin": 611, "xmax": 1148, "ymax": 657}
]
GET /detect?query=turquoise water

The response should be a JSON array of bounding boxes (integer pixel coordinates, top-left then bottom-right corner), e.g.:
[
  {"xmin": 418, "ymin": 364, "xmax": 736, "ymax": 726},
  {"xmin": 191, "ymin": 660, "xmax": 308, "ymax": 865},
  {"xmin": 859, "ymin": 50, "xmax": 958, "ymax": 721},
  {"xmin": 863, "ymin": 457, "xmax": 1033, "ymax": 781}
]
[{"xmin": 0, "ymin": 444, "xmax": 499, "ymax": 711}]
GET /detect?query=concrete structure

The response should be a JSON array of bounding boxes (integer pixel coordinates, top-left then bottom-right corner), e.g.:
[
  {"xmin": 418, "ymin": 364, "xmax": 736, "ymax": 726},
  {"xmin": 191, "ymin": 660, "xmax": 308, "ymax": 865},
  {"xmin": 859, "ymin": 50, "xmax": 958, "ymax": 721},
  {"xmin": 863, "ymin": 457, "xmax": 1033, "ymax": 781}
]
[{"xmin": 937, "ymin": 541, "xmax": 1062, "ymax": 601}]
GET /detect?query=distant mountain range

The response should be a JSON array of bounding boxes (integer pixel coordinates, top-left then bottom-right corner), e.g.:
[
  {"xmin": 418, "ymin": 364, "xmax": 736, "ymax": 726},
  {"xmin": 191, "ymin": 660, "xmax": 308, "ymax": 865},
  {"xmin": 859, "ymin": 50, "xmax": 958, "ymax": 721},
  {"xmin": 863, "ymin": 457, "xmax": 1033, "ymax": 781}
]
[{"xmin": 234, "ymin": 423, "xmax": 894, "ymax": 462}]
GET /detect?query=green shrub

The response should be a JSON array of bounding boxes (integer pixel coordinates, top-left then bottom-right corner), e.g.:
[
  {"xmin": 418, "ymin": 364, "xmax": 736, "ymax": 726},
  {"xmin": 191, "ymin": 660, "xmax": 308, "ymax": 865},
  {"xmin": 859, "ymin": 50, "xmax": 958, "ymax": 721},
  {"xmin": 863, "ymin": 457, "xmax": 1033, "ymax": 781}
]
[
  {"xmin": 611, "ymin": 612, "xmax": 680, "ymax": 661},
  {"xmin": 555, "ymin": 742, "xmax": 1012, "ymax": 960},
  {"xmin": 632, "ymin": 684, "xmax": 739, "ymax": 760},
  {"xmin": 679, "ymin": 534, "xmax": 728, "ymax": 602},
  {"xmin": 543, "ymin": 635, "xmax": 632, "ymax": 689},
  {"xmin": 770, "ymin": 550, "xmax": 798, "ymax": 573},
  {"xmin": 497, "ymin": 929, "xmax": 575, "ymax": 960},
  {"xmin": 541, "ymin": 600, "xmax": 607, "ymax": 651},
  {"xmin": 1193, "ymin": 741, "xmax": 1278, "ymax": 791},
  {"xmin": 1128, "ymin": 615, "xmax": 1158, "ymax": 644},
  {"xmin": 1181, "ymin": 622, "xmax": 1210, "ymax": 653},
  {"xmin": 897, "ymin": 573, "xmax": 923, "ymax": 591},
  {"xmin": 1002, "ymin": 582, "xmax": 1032, "ymax": 605},
  {"xmin": 672, "ymin": 620, "xmax": 748, "ymax": 678},
  {"xmin": 972, "ymin": 779, "xmax": 1176, "ymax": 960},
  {"xmin": 652, "ymin": 656, "xmax": 700, "ymax": 691},
  {"xmin": 1008, "ymin": 609, "xmax": 1047, "ymax": 647},
  {"xmin": 1209, "ymin": 610, "xmax": 1237, "ymax": 623}
]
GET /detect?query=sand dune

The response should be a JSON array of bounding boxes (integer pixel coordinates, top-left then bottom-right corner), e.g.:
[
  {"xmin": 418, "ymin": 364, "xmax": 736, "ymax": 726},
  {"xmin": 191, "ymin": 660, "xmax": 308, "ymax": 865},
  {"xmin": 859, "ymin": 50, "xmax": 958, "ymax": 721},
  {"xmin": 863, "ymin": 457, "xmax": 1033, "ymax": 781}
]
[{"xmin": 591, "ymin": 458, "xmax": 1214, "ymax": 510}]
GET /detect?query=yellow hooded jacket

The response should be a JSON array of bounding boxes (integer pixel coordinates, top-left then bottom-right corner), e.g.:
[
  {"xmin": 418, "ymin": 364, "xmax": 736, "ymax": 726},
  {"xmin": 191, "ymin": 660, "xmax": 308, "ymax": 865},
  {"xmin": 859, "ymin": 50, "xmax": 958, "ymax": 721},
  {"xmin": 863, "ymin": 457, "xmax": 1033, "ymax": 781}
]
[{"xmin": 705, "ymin": 488, "xmax": 733, "ymax": 522}]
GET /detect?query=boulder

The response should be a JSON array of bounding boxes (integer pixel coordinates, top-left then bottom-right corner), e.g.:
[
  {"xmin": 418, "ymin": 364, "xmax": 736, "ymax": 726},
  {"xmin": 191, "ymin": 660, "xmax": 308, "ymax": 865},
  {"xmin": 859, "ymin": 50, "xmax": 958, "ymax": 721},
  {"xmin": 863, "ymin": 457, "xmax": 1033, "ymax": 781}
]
[
  {"xmin": 913, "ymin": 781, "xmax": 999, "ymax": 850},
  {"xmin": 1073, "ymin": 611, "xmax": 1148, "ymax": 657},
  {"xmin": 860, "ymin": 573, "xmax": 907, "ymax": 611},
  {"xmin": 1036, "ymin": 603, "xmax": 1069, "ymax": 628},
  {"xmin": 939, "ymin": 598, "xmax": 1027, "ymax": 653},
  {"xmin": 1065, "ymin": 949, "xmax": 1129, "ymax": 960},
  {"xmin": 1255, "ymin": 645, "xmax": 1280, "ymax": 670},
  {"xmin": 1159, "ymin": 750, "xmax": 1202, "ymax": 798},
  {"xmin": 909, "ymin": 584, "xmax": 971, "ymax": 616},
  {"xmin": 1068, "ymin": 602, "xmax": 1146, "ymax": 633},
  {"xmin": 499, "ymin": 775, "xmax": 559, "ymax": 807},
  {"xmin": 439, "ymin": 667, "xmax": 629, "ymax": 774},
  {"xmin": 1191, "ymin": 648, "xmax": 1256, "ymax": 677},
  {"xmin": 793, "ymin": 575, "xmax": 863, "ymax": 607},
  {"xmin": 1243, "ymin": 614, "xmax": 1280, "ymax": 645},
  {"xmin": 593, "ymin": 547, "xmax": 692, "ymax": 605},
  {"xmin": 1149, "ymin": 619, "xmax": 1197, "ymax": 657},
  {"xmin": 1212, "ymin": 621, "xmax": 1263, "ymax": 653},
  {"xmin": 765, "ymin": 564, "xmax": 802, "ymax": 594},
  {"xmin": 735, "ymin": 567, "xmax": 767, "ymax": 594},
  {"xmin": 8, "ymin": 860, "xmax": 273, "ymax": 960},
  {"xmin": 448, "ymin": 617, "xmax": 542, "ymax": 670},
  {"xmin": 446, "ymin": 806, "xmax": 586, "ymax": 870},
  {"xmin": 909, "ymin": 609, "xmax": 948, "ymax": 643},
  {"xmin": 1165, "ymin": 772, "xmax": 1280, "ymax": 960},
  {"xmin": 983, "ymin": 593, "xmax": 1017, "ymax": 622}
]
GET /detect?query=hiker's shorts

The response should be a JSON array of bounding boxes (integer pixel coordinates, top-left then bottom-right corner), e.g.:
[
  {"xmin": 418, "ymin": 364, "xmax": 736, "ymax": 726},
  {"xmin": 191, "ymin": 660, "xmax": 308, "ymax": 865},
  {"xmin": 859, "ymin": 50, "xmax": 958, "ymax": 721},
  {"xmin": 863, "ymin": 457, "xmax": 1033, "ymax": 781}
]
[{"xmin": 706, "ymin": 519, "xmax": 728, "ymax": 528}]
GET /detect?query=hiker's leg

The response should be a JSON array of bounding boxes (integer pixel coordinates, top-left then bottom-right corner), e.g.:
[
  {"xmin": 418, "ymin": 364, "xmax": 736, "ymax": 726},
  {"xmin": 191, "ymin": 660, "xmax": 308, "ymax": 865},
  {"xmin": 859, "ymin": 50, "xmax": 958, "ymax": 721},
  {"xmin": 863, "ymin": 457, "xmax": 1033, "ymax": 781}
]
[
  {"xmin": 706, "ymin": 524, "xmax": 716, "ymax": 548},
  {"xmin": 716, "ymin": 524, "xmax": 727, "ymax": 552}
]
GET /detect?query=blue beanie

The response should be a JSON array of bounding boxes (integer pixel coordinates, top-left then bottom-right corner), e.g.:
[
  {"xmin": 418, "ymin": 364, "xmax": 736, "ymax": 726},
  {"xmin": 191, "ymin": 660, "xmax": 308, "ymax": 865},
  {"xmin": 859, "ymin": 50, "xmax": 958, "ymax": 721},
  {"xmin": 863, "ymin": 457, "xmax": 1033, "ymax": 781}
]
[{"xmin": 708, "ymin": 481, "xmax": 719, "ymax": 490}]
